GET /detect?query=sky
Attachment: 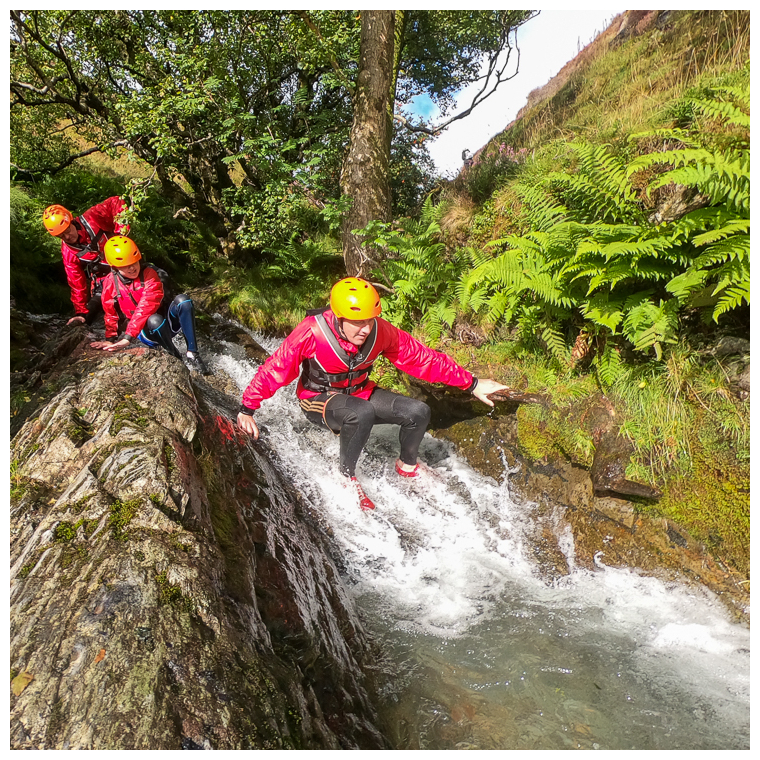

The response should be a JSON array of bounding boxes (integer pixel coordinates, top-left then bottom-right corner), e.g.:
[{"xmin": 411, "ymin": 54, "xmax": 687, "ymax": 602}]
[{"xmin": 414, "ymin": 10, "xmax": 625, "ymax": 177}]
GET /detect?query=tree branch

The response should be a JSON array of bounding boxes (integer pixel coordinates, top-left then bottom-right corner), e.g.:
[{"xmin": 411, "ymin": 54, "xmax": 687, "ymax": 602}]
[
  {"xmin": 395, "ymin": 25, "xmax": 525, "ymax": 137},
  {"xmin": 11, "ymin": 140, "xmax": 130, "ymax": 179}
]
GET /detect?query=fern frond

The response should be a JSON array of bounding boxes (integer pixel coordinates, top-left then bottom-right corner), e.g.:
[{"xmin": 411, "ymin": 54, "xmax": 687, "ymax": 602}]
[
  {"xmin": 694, "ymin": 96, "xmax": 749, "ymax": 129},
  {"xmin": 692, "ymin": 234, "xmax": 749, "ymax": 268},
  {"xmin": 629, "ymin": 127, "xmax": 701, "ymax": 148},
  {"xmin": 581, "ymin": 293, "xmax": 626, "ymax": 333},
  {"xmin": 595, "ymin": 344, "xmax": 625, "ymax": 388},
  {"xmin": 513, "ymin": 183, "xmax": 568, "ymax": 231},
  {"xmin": 486, "ymin": 291, "xmax": 511, "ymax": 324},
  {"xmin": 541, "ymin": 325, "xmax": 570, "ymax": 363},
  {"xmin": 666, "ymin": 268, "xmax": 710, "ymax": 302},
  {"xmin": 623, "ymin": 299, "xmax": 679, "ymax": 359},
  {"xmin": 712, "ymin": 282, "xmax": 749, "ymax": 321}
]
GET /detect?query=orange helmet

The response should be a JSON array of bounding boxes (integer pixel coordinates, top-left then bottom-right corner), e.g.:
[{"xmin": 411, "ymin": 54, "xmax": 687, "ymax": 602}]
[
  {"xmin": 330, "ymin": 277, "xmax": 382, "ymax": 319},
  {"xmin": 104, "ymin": 235, "xmax": 141, "ymax": 267},
  {"xmin": 42, "ymin": 205, "xmax": 73, "ymax": 236}
]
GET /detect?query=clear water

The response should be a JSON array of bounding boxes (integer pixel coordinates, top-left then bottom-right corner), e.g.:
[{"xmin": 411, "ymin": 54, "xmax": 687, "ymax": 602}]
[{"xmin": 206, "ymin": 322, "xmax": 750, "ymax": 750}]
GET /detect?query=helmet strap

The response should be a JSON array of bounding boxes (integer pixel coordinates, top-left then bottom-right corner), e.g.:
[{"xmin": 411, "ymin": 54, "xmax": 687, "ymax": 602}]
[{"xmin": 335, "ymin": 317, "xmax": 349, "ymax": 341}]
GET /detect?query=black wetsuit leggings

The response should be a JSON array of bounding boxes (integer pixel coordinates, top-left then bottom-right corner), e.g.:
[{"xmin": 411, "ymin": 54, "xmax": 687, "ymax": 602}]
[
  {"xmin": 300, "ymin": 387, "xmax": 431, "ymax": 478},
  {"xmin": 137, "ymin": 294, "xmax": 199, "ymax": 357}
]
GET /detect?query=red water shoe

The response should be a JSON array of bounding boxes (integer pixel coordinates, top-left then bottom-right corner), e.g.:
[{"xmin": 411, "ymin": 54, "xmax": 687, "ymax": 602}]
[
  {"xmin": 395, "ymin": 460, "xmax": 419, "ymax": 478},
  {"xmin": 347, "ymin": 477, "xmax": 376, "ymax": 511}
]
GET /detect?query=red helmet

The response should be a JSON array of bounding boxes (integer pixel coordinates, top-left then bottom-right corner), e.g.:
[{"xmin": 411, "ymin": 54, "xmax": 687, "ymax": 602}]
[
  {"xmin": 42, "ymin": 205, "xmax": 73, "ymax": 236},
  {"xmin": 330, "ymin": 277, "xmax": 381, "ymax": 319},
  {"xmin": 104, "ymin": 236, "xmax": 141, "ymax": 267}
]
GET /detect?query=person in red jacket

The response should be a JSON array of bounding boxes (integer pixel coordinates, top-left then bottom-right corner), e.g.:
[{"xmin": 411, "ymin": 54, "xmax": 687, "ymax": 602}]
[
  {"xmin": 43, "ymin": 197, "xmax": 129, "ymax": 327},
  {"xmin": 89, "ymin": 236, "xmax": 211, "ymax": 375},
  {"xmin": 237, "ymin": 277, "xmax": 507, "ymax": 511}
]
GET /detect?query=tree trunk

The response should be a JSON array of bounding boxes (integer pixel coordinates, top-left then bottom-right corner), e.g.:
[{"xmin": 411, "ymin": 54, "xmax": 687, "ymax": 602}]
[{"xmin": 340, "ymin": 11, "xmax": 395, "ymax": 277}]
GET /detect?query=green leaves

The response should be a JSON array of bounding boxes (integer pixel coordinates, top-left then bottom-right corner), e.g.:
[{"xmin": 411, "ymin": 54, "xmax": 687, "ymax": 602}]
[
  {"xmin": 454, "ymin": 79, "xmax": 749, "ymax": 367},
  {"xmin": 363, "ymin": 197, "xmax": 465, "ymax": 344}
]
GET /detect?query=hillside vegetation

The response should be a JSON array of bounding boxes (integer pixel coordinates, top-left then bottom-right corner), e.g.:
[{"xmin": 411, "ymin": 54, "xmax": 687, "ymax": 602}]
[
  {"xmin": 9, "ymin": 10, "xmax": 750, "ymax": 575},
  {"xmin": 369, "ymin": 9, "xmax": 750, "ymax": 574}
]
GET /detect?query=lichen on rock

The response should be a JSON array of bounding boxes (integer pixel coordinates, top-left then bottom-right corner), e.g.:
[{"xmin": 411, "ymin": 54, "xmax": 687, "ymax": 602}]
[{"xmin": 10, "ymin": 338, "xmax": 389, "ymax": 750}]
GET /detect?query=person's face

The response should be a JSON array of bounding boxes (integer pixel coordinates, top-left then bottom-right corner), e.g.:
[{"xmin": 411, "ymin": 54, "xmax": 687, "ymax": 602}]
[
  {"xmin": 116, "ymin": 261, "xmax": 141, "ymax": 280},
  {"xmin": 57, "ymin": 224, "xmax": 79, "ymax": 245},
  {"xmin": 340, "ymin": 317, "xmax": 375, "ymax": 346}
]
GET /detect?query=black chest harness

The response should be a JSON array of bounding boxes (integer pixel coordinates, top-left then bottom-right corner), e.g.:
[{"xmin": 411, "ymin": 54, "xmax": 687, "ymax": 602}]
[
  {"xmin": 111, "ymin": 263, "xmax": 171, "ymax": 313},
  {"xmin": 300, "ymin": 312, "xmax": 379, "ymax": 395},
  {"xmin": 70, "ymin": 216, "xmax": 113, "ymax": 281}
]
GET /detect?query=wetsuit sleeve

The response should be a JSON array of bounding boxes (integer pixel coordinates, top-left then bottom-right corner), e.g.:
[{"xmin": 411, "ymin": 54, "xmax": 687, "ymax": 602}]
[
  {"xmin": 100, "ymin": 276, "xmax": 120, "ymax": 339},
  {"xmin": 60, "ymin": 243, "xmax": 90, "ymax": 314},
  {"xmin": 241, "ymin": 319, "xmax": 316, "ymax": 413},
  {"xmin": 85, "ymin": 196, "xmax": 129, "ymax": 235},
  {"xmin": 381, "ymin": 321, "xmax": 474, "ymax": 389},
  {"xmin": 124, "ymin": 270, "xmax": 164, "ymax": 339}
]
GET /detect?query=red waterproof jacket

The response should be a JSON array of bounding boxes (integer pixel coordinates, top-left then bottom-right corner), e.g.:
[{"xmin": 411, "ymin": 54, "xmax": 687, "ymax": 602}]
[
  {"xmin": 61, "ymin": 196, "xmax": 128, "ymax": 314},
  {"xmin": 100, "ymin": 266, "xmax": 164, "ymax": 340},
  {"xmin": 241, "ymin": 310, "xmax": 474, "ymax": 413}
]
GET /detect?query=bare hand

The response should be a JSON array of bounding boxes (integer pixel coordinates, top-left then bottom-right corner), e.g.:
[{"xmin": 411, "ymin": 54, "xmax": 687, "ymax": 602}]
[
  {"xmin": 237, "ymin": 412, "xmax": 260, "ymax": 440},
  {"xmin": 471, "ymin": 378, "xmax": 509, "ymax": 408},
  {"xmin": 67, "ymin": 316, "xmax": 86, "ymax": 326},
  {"xmin": 90, "ymin": 338, "xmax": 130, "ymax": 351}
]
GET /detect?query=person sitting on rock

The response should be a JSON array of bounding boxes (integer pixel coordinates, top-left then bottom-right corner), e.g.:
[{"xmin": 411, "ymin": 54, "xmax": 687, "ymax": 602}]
[
  {"xmin": 42, "ymin": 197, "xmax": 128, "ymax": 327},
  {"xmin": 89, "ymin": 235, "xmax": 211, "ymax": 375},
  {"xmin": 236, "ymin": 276, "xmax": 507, "ymax": 511}
]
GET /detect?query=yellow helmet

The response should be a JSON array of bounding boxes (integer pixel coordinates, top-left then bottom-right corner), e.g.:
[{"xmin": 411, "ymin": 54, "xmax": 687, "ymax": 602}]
[
  {"xmin": 42, "ymin": 205, "xmax": 73, "ymax": 236},
  {"xmin": 330, "ymin": 277, "xmax": 381, "ymax": 319},
  {"xmin": 104, "ymin": 235, "xmax": 141, "ymax": 267}
]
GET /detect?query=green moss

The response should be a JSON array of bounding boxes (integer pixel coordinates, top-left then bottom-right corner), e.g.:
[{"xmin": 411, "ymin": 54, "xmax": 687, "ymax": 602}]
[
  {"xmin": 10, "ymin": 459, "xmax": 28, "ymax": 501},
  {"xmin": 109, "ymin": 398, "xmax": 149, "ymax": 436},
  {"xmin": 162, "ymin": 443, "xmax": 176, "ymax": 474},
  {"xmin": 516, "ymin": 405, "xmax": 560, "ymax": 463},
  {"xmin": 53, "ymin": 521, "xmax": 79, "ymax": 542},
  {"xmin": 17, "ymin": 563, "xmax": 35, "ymax": 579},
  {"xmin": 170, "ymin": 537, "xmax": 191, "ymax": 553},
  {"xmin": 108, "ymin": 498, "xmax": 141, "ymax": 541},
  {"xmin": 67, "ymin": 496, "xmax": 91, "ymax": 515},
  {"xmin": 655, "ymin": 442, "xmax": 749, "ymax": 575},
  {"xmin": 155, "ymin": 570, "xmax": 194, "ymax": 612},
  {"xmin": 66, "ymin": 411, "xmax": 94, "ymax": 445},
  {"xmin": 10, "ymin": 388, "xmax": 32, "ymax": 418}
]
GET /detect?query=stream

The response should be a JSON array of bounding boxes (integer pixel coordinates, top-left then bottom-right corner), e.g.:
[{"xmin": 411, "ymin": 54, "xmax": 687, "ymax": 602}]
[{"xmin": 204, "ymin": 318, "xmax": 750, "ymax": 751}]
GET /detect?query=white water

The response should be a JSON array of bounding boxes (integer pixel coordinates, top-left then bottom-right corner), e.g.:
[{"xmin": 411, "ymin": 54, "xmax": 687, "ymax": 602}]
[{"xmin": 206, "ymin": 324, "xmax": 750, "ymax": 750}]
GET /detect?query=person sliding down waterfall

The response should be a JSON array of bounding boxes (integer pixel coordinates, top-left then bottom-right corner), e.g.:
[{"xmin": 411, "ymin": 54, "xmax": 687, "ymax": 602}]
[
  {"xmin": 89, "ymin": 235, "xmax": 211, "ymax": 375},
  {"xmin": 236, "ymin": 277, "xmax": 507, "ymax": 511}
]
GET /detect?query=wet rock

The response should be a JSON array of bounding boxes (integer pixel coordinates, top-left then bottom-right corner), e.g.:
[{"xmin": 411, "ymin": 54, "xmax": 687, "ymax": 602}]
[
  {"xmin": 422, "ymin": 389, "xmax": 749, "ymax": 623},
  {"xmin": 712, "ymin": 336, "xmax": 750, "ymax": 357},
  {"xmin": 209, "ymin": 322, "xmax": 269, "ymax": 363},
  {"xmin": 590, "ymin": 427, "xmax": 662, "ymax": 500},
  {"xmin": 734, "ymin": 364, "xmax": 750, "ymax": 399},
  {"xmin": 10, "ymin": 338, "xmax": 389, "ymax": 749}
]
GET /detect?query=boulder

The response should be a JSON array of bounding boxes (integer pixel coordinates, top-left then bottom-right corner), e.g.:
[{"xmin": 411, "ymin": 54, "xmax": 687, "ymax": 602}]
[{"xmin": 10, "ymin": 345, "xmax": 389, "ymax": 750}]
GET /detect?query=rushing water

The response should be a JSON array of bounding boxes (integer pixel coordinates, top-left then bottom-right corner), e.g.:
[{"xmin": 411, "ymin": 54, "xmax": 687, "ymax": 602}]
[{"xmin": 205, "ymin": 320, "xmax": 750, "ymax": 751}]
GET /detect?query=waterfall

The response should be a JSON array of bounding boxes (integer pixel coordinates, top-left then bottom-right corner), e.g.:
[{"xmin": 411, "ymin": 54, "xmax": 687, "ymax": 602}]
[{"xmin": 204, "ymin": 317, "xmax": 750, "ymax": 750}]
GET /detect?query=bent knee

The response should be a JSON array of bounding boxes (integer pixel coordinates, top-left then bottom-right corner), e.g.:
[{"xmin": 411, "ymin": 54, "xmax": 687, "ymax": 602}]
[
  {"xmin": 144, "ymin": 312, "xmax": 165, "ymax": 332},
  {"xmin": 395, "ymin": 396, "xmax": 431, "ymax": 426}
]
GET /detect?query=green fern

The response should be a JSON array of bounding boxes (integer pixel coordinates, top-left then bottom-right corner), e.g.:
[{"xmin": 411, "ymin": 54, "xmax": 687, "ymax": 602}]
[
  {"xmin": 365, "ymin": 197, "xmax": 466, "ymax": 344},
  {"xmin": 595, "ymin": 343, "xmax": 625, "ymax": 388}
]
